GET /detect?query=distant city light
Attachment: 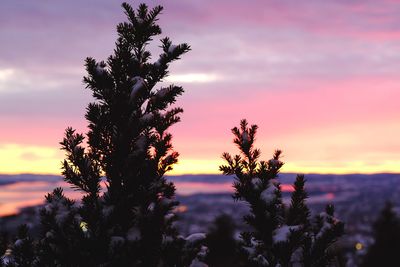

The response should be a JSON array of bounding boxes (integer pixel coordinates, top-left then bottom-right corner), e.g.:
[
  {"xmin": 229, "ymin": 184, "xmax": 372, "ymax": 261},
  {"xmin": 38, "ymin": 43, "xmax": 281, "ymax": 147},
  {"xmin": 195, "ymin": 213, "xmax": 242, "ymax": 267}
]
[
  {"xmin": 80, "ymin": 221, "xmax": 88, "ymax": 232},
  {"xmin": 175, "ymin": 205, "xmax": 188, "ymax": 213}
]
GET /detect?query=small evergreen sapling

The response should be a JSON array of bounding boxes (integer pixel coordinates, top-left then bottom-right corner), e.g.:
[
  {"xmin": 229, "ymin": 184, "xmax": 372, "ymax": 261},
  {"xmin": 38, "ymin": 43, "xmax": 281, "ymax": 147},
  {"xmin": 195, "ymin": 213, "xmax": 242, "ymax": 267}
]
[
  {"xmin": 220, "ymin": 120, "xmax": 344, "ymax": 267},
  {"xmin": 36, "ymin": 188, "xmax": 86, "ymax": 266},
  {"xmin": 205, "ymin": 214, "xmax": 240, "ymax": 267},
  {"xmin": 361, "ymin": 202, "xmax": 400, "ymax": 267},
  {"xmin": 34, "ymin": 2, "xmax": 206, "ymax": 266},
  {"xmin": 6, "ymin": 225, "xmax": 35, "ymax": 267},
  {"xmin": 0, "ymin": 231, "xmax": 10, "ymax": 266}
]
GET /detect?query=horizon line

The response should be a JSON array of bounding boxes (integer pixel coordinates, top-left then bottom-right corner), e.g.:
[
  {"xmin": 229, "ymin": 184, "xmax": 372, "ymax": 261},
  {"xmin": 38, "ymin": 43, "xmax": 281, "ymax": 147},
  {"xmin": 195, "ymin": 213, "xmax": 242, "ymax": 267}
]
[{"xmin": 1, "ymin": 171, "xmax": 400, "ymax": 177}]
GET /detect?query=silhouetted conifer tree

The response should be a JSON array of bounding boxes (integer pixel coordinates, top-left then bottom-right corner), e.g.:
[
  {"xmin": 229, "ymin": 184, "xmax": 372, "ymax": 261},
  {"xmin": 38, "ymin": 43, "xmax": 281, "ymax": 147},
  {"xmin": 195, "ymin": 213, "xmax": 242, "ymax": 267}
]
[
  {"xmin": 220, "ymin": 120, "xmax": 344, "ymax": 267},
  {"xmin": 0, "ymin": 231, "xmax": 9, "ymax": 266},
  {"xmin": 25, "ymin": 2, "xmax": 206, "ymax": 267},
  {"xmin": 361, "ymin": 202, "xmax": 400, "ymax": 267},
  {"xmin": 205, "ymin": 214, "xmax": 240, "ymax": 267}
]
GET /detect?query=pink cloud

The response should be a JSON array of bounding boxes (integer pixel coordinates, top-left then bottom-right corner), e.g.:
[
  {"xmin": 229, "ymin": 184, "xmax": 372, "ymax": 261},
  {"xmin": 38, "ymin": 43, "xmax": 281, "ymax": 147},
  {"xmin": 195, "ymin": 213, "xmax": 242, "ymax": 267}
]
[{"xmin": 172, "ymin": 76, "xmax": 400, "ymax": 163}]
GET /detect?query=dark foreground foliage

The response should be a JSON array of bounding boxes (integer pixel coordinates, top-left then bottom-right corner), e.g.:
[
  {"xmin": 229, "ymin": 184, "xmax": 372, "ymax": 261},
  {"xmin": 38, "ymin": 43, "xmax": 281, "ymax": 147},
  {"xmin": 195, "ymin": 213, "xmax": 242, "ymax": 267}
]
[
  {"xmin": 220, "ymin": 120, "xmax": 344, "ymax": 267},
  {"xmin": 1, "ymin": 2, "xmax": 206, "ymax": 267},
  {"xmin": 361, "ymin": 202, "xmax": 400, "ymax": 267}
]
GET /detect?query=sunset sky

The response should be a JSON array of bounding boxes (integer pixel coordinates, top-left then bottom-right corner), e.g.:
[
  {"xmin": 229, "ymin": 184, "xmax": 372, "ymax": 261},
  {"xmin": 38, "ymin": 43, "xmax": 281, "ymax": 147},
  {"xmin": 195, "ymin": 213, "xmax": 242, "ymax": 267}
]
[{"xmin": 1, "ymin": 0, "xmax": 400, "ymax": 175}]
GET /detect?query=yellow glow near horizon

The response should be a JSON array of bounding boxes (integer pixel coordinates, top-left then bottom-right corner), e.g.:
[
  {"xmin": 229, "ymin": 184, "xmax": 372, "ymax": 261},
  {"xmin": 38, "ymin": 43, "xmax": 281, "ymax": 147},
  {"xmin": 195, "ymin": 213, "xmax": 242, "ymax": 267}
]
[
  {"xmin": 282, "ymin": 161, "xmax": 400, "ymax": 175},
  {"xmin": 171, "ymin": 159, "xmax": 400, "ymax": 175},
  {"xmin": 0, "ymin": 144, "xmax": 62, "ymax": 174},
  {"xmin": 171, "ymin": 159, "xmax": 224, "ymax": 175},
  {"xmin": 1, "ymin": 143, "xmax": 400, "ymax": 176}
]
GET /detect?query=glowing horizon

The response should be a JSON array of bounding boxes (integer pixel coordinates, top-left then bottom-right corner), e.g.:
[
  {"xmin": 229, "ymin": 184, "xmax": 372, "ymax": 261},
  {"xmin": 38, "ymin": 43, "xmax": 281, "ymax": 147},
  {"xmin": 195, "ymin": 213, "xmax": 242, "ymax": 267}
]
[
  {"xmin": 1, "ymin": 0, "xmax": 400, "ymax": 175},
  {"xmin": 2, "ymin": 148, "xmax": 400, "ymax": 176}
]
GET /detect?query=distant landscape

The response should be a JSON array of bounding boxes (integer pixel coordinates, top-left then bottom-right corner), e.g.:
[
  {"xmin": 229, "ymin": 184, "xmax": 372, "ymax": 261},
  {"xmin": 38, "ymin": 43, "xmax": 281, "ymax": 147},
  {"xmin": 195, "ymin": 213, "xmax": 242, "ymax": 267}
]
[{"xmin": 0, "ymin": 173, "xmax": 399, "ymax": 265}]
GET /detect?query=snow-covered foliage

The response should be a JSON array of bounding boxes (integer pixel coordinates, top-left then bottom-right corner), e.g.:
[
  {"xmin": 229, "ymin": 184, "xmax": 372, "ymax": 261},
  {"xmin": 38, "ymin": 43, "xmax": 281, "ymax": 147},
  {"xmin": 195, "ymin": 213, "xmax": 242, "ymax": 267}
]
[
  {"xmin": 187, "ymin": 243, "xmax": 208, "ymax": 267},
  {"xmin": 273, "ymin": 225, "xmax": 301, "ymax": 244},
  {"xmin": 251, "ymin": 178, "xmax": 262, "ymax": 189},
  {"xmin": 130, "ymin": 76, "xmax": 146, "ymax": 100},
  {"xmin": 186, "ymin": 233, "xmax": 206, "ymax": 244},
  {"xmin": 260, "ymin": 182, "xmax": 278, "ymax": 204},
  {"xmin": 95, "ymin": 62, "xmax": 107, "ymax": 75},
  {"xmin": 168, "ymin": 44, "xmax": 178, "ymax": 54},
  {"xmin": 189, "ymin": 258, "xmax": 208, "ymax": 267},
  {"xmin": 140, "ymin": 112, "xmax": 154, "ymax": 124},
  {"xmin": 6, "ymin": 225, "xmax": 35, "ymax": 266},
  {"xmin": 220, "ymin": 120, "xmax": 344, "ymax": 266}
]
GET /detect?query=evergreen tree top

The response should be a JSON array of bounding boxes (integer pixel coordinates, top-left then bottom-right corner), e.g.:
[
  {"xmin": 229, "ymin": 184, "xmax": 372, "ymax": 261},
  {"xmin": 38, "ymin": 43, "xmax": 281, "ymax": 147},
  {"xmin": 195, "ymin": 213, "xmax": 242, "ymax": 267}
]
[
  {"xmin": 221, "ymin": 120, "xmax": 344, "ymax": 267},
  {"xmin": 33, "ymin": 3, "xmax": 205, "ymax": 267}
]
